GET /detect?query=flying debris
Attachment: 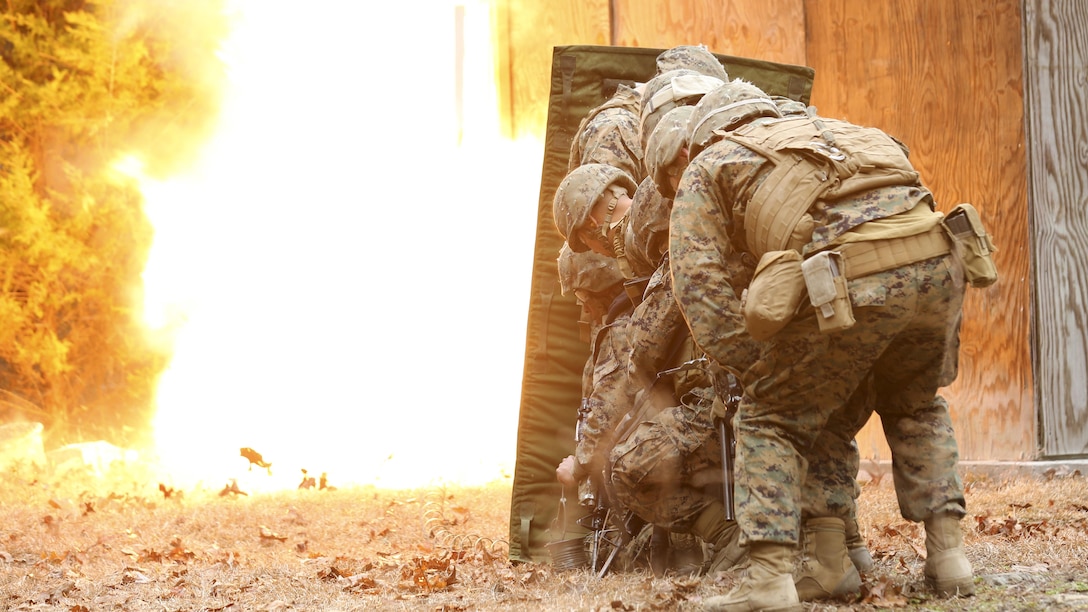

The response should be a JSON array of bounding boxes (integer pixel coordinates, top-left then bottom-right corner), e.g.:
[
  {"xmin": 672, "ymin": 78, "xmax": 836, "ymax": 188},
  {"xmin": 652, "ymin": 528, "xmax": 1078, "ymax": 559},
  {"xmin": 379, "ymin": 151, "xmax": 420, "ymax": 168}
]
[
  {"xmin": 219, "ymin": 478, "xmax": 248, "ymax": 497},
  {"xmin": 240, "ymin": 447, "xmax": 272, "ymax": 474},
  {"xmin": 298, "ymin": 468, "xmax": 316, "ymax": 490}
]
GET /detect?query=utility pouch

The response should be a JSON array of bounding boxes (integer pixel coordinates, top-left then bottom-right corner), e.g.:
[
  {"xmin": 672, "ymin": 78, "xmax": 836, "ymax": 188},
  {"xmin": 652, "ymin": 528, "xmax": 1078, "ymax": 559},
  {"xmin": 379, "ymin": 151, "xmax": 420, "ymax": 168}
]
[
  {"xmin": 802, "ymin": 251, "xmax": 855, "ymax": 334},
  {"xmin": 742, "ymin": 249, "xmax": 806, "ymax": 340},
  {"xmin": 943, "ymin": 203, "xmax": 998, "ymax": 288},
  {"xmin": 623, "ymin": 276, "xmax": 650, "ymax": 307}
]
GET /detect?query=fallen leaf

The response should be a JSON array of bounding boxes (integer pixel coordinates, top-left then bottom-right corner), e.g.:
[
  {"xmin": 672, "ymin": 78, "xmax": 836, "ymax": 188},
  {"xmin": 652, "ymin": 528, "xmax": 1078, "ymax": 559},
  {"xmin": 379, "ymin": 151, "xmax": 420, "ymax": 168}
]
[{"xmin": 259, "ymin": 525, "xmax": 287, "ymax": 542}]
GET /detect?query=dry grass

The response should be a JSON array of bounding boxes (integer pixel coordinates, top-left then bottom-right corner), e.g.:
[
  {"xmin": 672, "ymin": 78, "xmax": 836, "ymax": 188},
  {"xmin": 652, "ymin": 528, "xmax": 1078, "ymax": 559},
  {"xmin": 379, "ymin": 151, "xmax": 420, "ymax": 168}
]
[{"xmin": 1, "ymin": 462, "xmax": 1087, "ymax": 611}]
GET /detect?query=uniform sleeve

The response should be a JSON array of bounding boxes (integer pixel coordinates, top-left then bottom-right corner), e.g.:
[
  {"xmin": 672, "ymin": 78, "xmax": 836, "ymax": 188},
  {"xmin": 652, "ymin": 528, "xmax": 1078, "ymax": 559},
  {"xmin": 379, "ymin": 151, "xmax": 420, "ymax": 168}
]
[
  {"xmin": 668, "ymin": 160, "xmax": 749, "ymax": 368},
  {"xmin": 574, "ymin": 112, "xmax": 644, "ymax": 184}
]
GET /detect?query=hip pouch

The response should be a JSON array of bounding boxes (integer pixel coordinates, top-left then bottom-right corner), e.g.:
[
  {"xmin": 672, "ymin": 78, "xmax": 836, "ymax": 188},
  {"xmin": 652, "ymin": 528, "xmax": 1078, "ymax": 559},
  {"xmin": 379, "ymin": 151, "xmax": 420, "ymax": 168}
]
[
  {"xmin": 802, "ymin": 251, "xmax": 855, "ymax": 334},
  {"xmin": 742, "ymin": 249, "xmax": 806, "ymax": 340},
  {"xmin": 942, "ymin": 203, "xmax": 998, "ymax": 288}
]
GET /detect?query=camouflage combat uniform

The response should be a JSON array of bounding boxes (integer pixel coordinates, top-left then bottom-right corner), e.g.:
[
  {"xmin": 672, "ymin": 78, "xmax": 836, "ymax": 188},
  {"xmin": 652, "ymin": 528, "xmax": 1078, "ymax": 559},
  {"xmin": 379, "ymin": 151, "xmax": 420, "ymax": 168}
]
[
  {"xmin": 556, "ymin": 246, "xmax": 635, "ymax": 485},
  {"xmin": 608, "ymin": 165, "xmax": 760, "ymax": 533},
  {"xmin": 669, "ymin": 116, "xmax": 968, "ymax": 547},
  {"xmin": 568, "ymin": 84, "xmax": 645, "ymax": 184}
]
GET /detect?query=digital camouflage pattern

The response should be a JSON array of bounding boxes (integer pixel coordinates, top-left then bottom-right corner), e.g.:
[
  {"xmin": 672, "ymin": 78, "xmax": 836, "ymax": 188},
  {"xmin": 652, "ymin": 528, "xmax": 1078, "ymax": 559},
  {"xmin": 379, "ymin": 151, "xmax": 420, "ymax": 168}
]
[
  {"xmin": 687, "ymin": 79, "xmax": 781, "ymax": 159},
  {"xmin": 607, "ymin": 245, "xmax": 761, "ymax": 535},
  {"xmin": 557, "ymin": 243, "xmax": 626, "ymax": 298},
  {"xmin": 573, "ymin": 299, "xmax": 636, "ymax": 481},
  {"xmin": 643, "ymin": 105, "xmax": 695, "ymax": 200},
  {"xmin": 610, "ymin": 385, "xmax": 723, "ymax": 530},
  {"xmin": 655, "ymin": 44, "xmax": 729, "ymax": 81},
  {"xmin": 568, "ymin": 84, "xmax": 646, "ymax": 184},
  {"xmin": 772, "ymin": 95, "xmax": 808, "ymax": 118},
  {"xmin": 624, "ymin": 177, "xmax": 672, "ymax": 280},
  {"xmin": 552, "ymin": 163, "xmax": 638, "ymax": 253},
  {"xmin": 670, "ymin": 117, "xmax": 967, "ymax": 544},
  {"xmin": 639, "ymin": 69, "xmax": 723, "ymax": 155}
]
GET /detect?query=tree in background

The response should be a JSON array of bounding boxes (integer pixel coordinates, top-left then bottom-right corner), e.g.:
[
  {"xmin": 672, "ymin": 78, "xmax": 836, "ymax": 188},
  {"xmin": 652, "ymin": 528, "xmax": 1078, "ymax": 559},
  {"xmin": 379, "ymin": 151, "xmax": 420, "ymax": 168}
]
[{"xmin": 0, "ymin": 0, "xmax": 227, "ymax": 446}]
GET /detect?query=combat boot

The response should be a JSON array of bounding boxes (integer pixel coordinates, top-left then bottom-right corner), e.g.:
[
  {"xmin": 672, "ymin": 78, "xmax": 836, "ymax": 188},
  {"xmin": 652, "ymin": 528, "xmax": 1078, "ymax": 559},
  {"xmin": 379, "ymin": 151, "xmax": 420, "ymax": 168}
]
[
  {"xmin": 702, "ymin": 541, "xmax": 801, "ymax": 612},
  {"xmin": 691, "ymin": 501, "xmax": 747, "ymax": 573},
  {"xmin": 844, "ymin": 516, "xmax": 875, "ymax": 572},
  {"xmin": 794, "ymin": 517, "xmax": 862, "ymax": 601},
  {"xmin": 924, "ymin": 513, "xmax": 975, "ymax": 596}
]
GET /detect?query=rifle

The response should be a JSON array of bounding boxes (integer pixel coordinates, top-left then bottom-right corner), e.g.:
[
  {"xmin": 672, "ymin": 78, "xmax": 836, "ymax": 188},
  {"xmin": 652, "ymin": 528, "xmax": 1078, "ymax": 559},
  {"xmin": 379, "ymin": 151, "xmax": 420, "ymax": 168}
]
[
  {"xmin": 715, "ymin": 368, "xmax": 743, "ymax": 520},
  {"xmin": 575, "ymin": 469, "xmax": 647, "ymax": 578},
  {"xmin": 569, "ymin": 399, "xmax": 648, "ymax": 577}
]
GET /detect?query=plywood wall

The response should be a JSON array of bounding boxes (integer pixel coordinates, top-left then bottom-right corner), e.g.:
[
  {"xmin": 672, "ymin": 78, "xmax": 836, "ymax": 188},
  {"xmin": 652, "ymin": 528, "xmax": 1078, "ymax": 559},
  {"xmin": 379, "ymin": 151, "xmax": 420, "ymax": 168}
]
[
  {"xmin": 805, "ymin": 0, "xmax": 1035, "ymax": 461},
  {"xmin": 502, "ymin": 0, "xmax": 1042, "ymax": 461},
  {"xmin": 494, "ymin": 0, "xmax": 610, "ymax": 138},
  {"xmin": 610, "ymin": 0, "xmax": 806, "ymax": 64},
  {"xmin": 1023, "ymin": 0, "xmax": 1088, "ymax": 457}
]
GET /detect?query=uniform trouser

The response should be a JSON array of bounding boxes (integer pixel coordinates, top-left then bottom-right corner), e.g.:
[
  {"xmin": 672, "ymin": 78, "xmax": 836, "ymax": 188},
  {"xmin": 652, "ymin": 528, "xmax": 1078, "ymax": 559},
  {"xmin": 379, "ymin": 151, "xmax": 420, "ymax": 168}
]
[
  {"xmin": 735, "ymin": 255, "xmax": 967, "ymax": 545},
  {"xmin": 608, "ymin": 389, "xmax": 871, "ymax": 533},
  {"xmin": 609, "ymin": 386, "xmax": 720, "ymax": 531}
]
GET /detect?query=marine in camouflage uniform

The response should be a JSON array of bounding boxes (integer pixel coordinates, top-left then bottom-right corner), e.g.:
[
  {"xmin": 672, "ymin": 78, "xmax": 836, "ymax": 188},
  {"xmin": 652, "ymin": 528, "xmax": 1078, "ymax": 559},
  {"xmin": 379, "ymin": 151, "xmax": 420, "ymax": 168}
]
[
  {"xmin": 555, "ymin": 243, "xmax": 634, "ymax": 491},
  {"xmin": 608, "ymin": 105, "xmax": 761, "ymax": 575},
  {"xmin": 669, "ymin": 79, "xmax": 974, "ymax": 611},
  {"xmin": 557, "ymin": 48, "xmax": 756, "ymax": 576},
  {"xmin": 620, "ymin": 102, "xmax": 872, "ymax": 585},
  {"xmin": 568, "ymin": 83, "xmax": 645, "ymax": 185}
]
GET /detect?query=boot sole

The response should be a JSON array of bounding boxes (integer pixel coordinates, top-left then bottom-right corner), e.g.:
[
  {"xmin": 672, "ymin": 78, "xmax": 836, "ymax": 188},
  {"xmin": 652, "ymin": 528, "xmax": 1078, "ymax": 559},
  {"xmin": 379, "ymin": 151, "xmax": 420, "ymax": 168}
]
[
  {"xmin": 795, "ymin": 570, "xmax": 862, "ymax": 601},
  {"xmin": 925, "ymin": 575, "xmax": 976, "ymax": 597}
]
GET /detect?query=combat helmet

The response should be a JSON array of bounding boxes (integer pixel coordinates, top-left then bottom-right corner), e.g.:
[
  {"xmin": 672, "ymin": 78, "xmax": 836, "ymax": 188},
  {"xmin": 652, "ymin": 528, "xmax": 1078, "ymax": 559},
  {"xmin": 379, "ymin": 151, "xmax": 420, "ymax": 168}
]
[
  {"xmin": 772, "ymin": 95, "xmax": 809, "ymax": 118},
  {"xmin": 640, "ymin": 69, "xmax": 724, "ymax": 154},
  {"xmin": 655, "ymin": 44, "xmax": 729, "ymax": 81},
  {"xmin": 557, "ymin": 242, "xmax": 625, "ymax": 298},
  {"xmin": 553, "ymin": 163, "xmax": 638, "ymax": 253},
  {"xmin": 644, "ymin": 105, "xmax": 695, "ymax": 199},
  {"xmin": 688, "ymin": 79, "xmax": 781, "ymax": 159},
  {"xmin": 625, "ymin": 177, "xmax": 673, "ymax": 277}
]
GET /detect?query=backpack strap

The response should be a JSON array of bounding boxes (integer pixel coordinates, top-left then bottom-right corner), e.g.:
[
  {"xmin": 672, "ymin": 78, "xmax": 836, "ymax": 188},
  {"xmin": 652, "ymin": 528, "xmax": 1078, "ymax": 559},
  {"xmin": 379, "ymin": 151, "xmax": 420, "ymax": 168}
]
[{"xmin": 728, "ymin": 116, "xmax": 920, "ymax": 258}]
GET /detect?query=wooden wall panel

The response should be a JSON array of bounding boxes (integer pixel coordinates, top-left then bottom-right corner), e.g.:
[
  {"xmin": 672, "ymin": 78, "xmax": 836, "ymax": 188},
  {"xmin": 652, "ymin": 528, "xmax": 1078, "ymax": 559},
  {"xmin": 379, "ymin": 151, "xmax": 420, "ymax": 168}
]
[
  {"xmin": 1024, "ymin": 0, "xmax": 1088, "ymax": 456},
  {"xmin": 611, "ymin": 0, "xmax": 806, "ymax": 66},
  {"xmin": 502, "ymin": 0, "xmax": 1050, "ymax": 463},
  {"xmin": 497, "ymin": 0, "xmax": 611, "ymax": 138},
  {"xmin": 805, "ymin": 0, "xmax": 1035, "ymax": 461}
]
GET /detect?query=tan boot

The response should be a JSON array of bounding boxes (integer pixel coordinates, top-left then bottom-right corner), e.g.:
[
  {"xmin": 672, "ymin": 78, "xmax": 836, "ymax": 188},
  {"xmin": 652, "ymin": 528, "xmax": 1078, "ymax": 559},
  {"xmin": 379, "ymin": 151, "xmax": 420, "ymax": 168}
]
[
  {"xmin": 702, "ymin": 542, "xmax": 801, "ymax": 612},
  {"xmin": 924, "ymin": 513, "xmax": 975, "ymax": 596},
  {"xmin": 794, "ymin": 517, "xmax": 862, "ymax": 601},
  {"xmin": 843, "ymin": 516, "xmax": 875, "ymax": 572},
  {"xmin": 691, "ymin": 502, "xmax": 748, "ymax": 573}
]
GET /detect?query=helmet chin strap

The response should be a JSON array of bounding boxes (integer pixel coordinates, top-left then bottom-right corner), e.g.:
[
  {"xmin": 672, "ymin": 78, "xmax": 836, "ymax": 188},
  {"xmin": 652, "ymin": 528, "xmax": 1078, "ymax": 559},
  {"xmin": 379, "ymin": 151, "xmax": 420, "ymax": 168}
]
[{"xmin": 600, "ymin": 197, "xmax": 619, "ymax": 240}]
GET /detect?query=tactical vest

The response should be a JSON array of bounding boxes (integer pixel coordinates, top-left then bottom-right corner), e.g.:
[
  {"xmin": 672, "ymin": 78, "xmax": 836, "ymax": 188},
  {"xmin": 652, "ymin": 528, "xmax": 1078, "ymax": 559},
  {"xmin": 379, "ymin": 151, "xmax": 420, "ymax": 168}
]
[{"xmin": 725, "ymin": 115, "xmax": 919, "ymax": 259}]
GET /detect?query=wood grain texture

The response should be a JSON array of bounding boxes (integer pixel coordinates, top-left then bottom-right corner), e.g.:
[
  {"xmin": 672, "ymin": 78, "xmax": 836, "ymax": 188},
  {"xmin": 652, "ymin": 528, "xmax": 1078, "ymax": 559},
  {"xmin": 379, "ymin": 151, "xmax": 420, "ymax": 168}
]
[
  {"xmin": 1024, "ymin": 0, "xmax": 1088, "ymax": 457},
  {"xmin": 612, "ymin": 0, "xmax": 807, "ymax": 66},
  {"xmin": 501, "ymin": 0, "xmax": 1063, "ymax": 461},
  {"xmin": 806, "ymin": 0, "xmax": 1035, "ymax": 461},
  {"xmin": 500, "ymin": 0, "xmax": 611, "ymax": 138}
]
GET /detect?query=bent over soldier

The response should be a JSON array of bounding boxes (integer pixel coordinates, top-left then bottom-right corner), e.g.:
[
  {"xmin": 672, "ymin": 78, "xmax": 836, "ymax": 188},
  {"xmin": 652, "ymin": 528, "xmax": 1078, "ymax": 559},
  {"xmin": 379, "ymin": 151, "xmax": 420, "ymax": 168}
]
[{"xmin": 670, "ymin": 79, "xmax": 975, "ymax": 611}]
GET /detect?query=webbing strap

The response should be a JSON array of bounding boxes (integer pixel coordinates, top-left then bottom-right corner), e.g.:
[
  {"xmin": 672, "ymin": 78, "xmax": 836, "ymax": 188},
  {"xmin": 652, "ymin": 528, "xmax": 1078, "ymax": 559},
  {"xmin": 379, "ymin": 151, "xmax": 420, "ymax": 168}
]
[
  {"xmin": 837, "ymin": 225, "xmax": 951, "ymax": 279},
  {"xmin": 744, "ymin": 154, "xmax": 830, "ymax": 256},
  {"xmin": 732, "ymin": 116, "xmax": 920, "ymax": 258},
  {"xmin": 560, "ymin": 55, "xmax": 576, "ymax": 117},
  {"xmin": 519, "ymin": 501, "xmax": 536, "ymax": 558}
]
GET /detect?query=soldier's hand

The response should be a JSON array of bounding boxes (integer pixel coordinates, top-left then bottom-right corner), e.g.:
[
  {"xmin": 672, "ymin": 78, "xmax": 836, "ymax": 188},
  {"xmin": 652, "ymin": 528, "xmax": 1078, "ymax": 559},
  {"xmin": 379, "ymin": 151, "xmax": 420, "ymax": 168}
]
[{"xmin": 556, "ymin": 455, "xmax": 578, "ymax": 487}]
